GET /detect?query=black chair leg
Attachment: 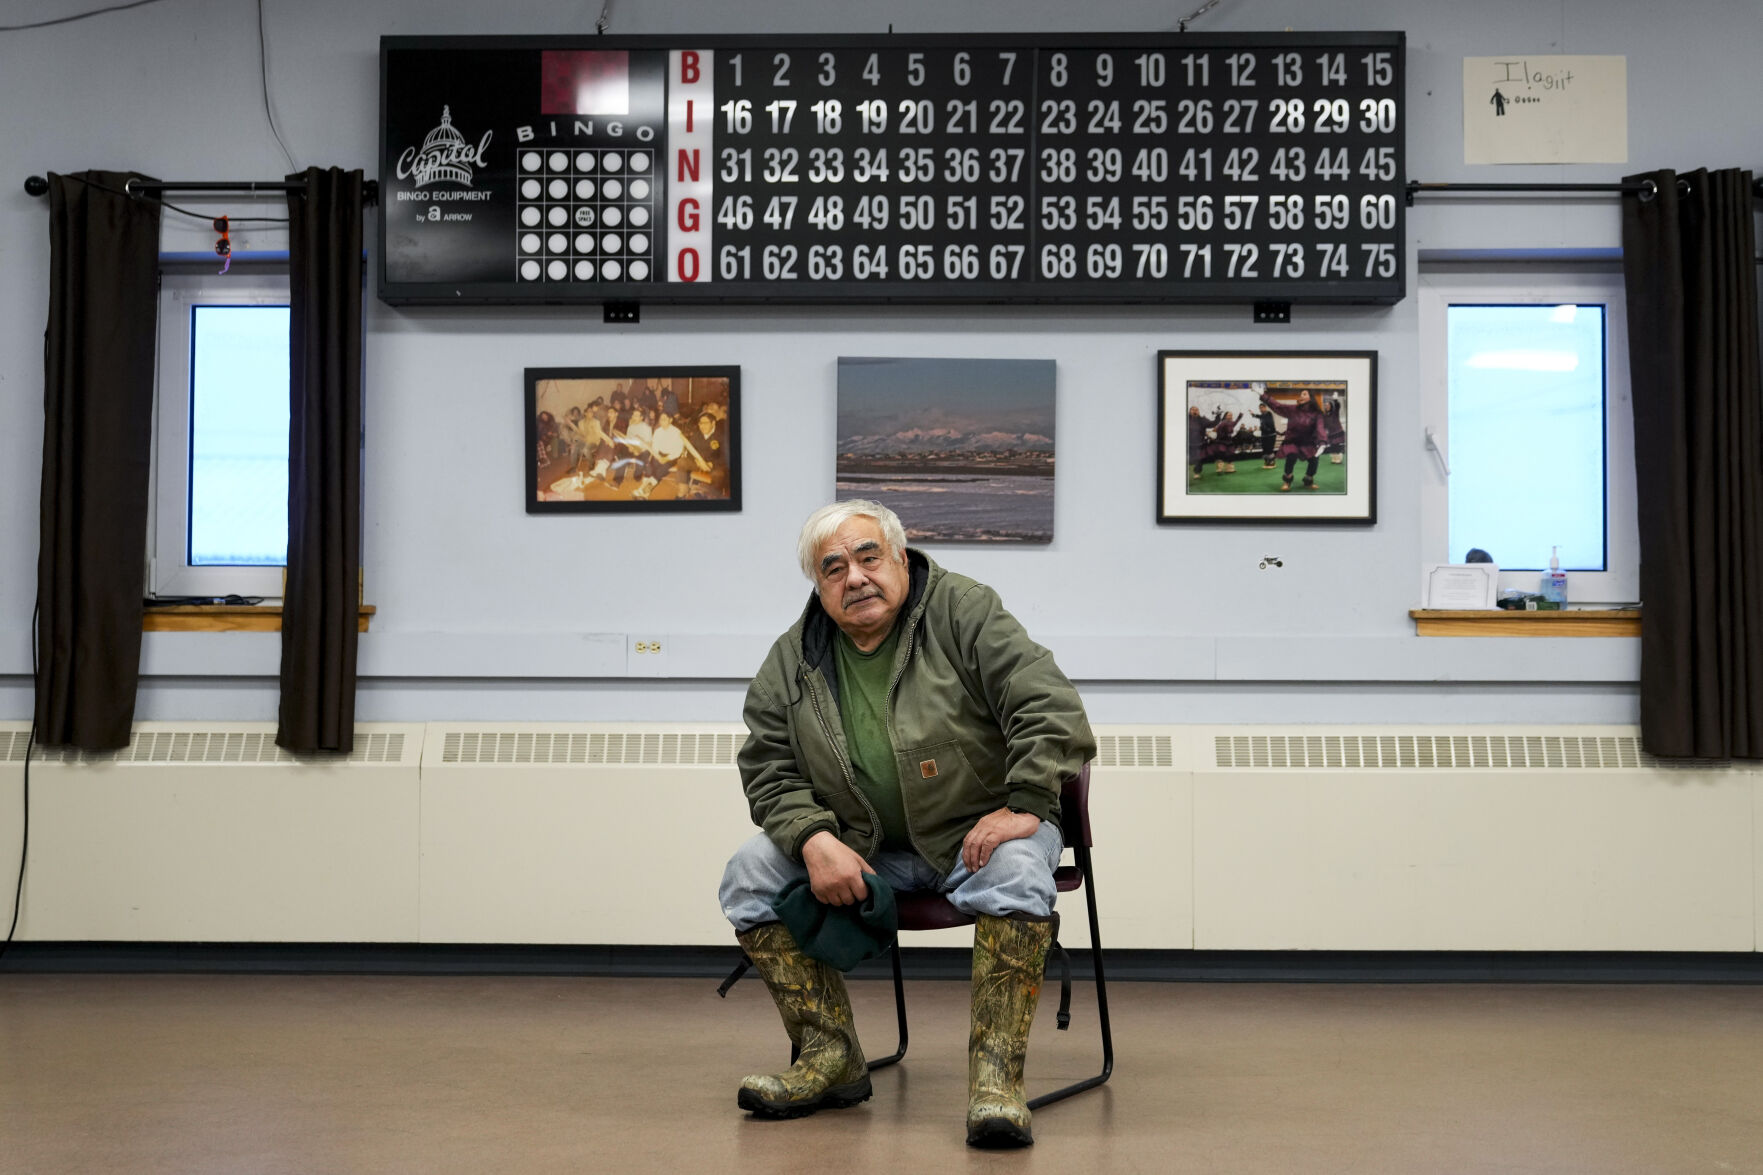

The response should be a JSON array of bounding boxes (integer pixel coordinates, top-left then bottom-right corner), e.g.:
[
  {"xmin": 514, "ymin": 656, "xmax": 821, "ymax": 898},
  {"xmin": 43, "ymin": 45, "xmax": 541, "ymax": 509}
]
[
  {"xmin": 1027, "ymin": 844, "xmax": 1114, "ymax": 1110},
  {"xmin": 866, "ymin": 939, "xmax": 909, "ymax": 1070}
]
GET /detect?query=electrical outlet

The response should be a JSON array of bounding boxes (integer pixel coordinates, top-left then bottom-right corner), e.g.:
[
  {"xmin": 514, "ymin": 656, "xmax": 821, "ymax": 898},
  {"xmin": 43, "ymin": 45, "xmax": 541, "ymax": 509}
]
[{"xmin": 627, "ymin": 635, "xmax": 669, "ymax": 677}]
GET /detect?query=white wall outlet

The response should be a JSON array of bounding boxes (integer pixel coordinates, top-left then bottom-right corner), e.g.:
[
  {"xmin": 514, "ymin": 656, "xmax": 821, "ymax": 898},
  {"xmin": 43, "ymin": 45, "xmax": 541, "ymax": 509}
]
[{"xmin": 627, "ymin": 635, "xmax": 669, "ymax": 677}]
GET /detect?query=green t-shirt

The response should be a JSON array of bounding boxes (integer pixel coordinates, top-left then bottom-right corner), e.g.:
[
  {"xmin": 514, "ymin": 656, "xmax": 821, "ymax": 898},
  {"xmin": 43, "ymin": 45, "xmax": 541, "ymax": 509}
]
[{"xmin": 833, "ymin": 624, "xmax": 912, "ymax": 851}]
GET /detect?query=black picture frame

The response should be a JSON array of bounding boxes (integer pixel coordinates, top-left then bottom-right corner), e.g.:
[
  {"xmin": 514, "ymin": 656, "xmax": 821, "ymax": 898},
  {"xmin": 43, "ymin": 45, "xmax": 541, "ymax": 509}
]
[
  {"xmin": 1157, "ymin": 350, "xmax": 1376, "ymax": 525},
  {"xmin": 525, "ymin": 365, "xmax": 741, "ymax": 513}
]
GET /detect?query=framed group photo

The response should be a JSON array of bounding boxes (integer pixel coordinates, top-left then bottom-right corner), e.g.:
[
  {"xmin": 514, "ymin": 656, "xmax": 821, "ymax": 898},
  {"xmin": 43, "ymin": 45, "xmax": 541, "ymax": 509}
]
[
  {"xmin": 1156, "ymin": 350, "xmax": 1377, "ymax": 525},
  {"xmin": 526, "ymin": 365, "xmax": 740, "ymax": 513}
]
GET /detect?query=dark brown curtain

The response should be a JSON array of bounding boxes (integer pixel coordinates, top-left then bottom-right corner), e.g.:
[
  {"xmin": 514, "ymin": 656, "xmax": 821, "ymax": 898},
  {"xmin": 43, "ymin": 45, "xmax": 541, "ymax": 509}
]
[
  {"xmin": 35, "ymin": 171, "xmax": 162, "ymax": 750},
  {"xmin": 277, "ymin": 168, "xmax": 364, "ymax": 754},
  {"xmin": 1621, "ymin": 168, "xmax": 1763, "ymax": 757}
]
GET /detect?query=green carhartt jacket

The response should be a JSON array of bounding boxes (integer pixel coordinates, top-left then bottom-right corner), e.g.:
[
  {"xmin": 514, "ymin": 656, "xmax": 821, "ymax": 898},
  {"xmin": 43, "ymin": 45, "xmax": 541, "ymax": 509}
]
[{"xmin": 737, "ymin": 549, "xmax": 1095, "ymax": 875}]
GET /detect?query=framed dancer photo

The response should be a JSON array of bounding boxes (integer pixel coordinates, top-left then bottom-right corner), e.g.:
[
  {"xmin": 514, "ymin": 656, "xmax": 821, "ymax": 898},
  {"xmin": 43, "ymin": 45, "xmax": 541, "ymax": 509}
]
[
  {"xmin": 526, "ymin": 365, "xmax": 741, "ymax": 514},
  {"xmin": 1156, "ymin": 350, "xmax": 1376, "ymax": 525}
]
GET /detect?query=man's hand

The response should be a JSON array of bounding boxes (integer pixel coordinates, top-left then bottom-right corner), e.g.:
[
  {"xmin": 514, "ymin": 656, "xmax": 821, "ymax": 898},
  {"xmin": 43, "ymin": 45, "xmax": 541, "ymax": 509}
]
[
  {"xmin": 961, "ymin": 807, "xmax": 1042, "ymax": 874},
  {"xmin": 802, "ymin": 831, "xmax": 875, "ymax": 906}
]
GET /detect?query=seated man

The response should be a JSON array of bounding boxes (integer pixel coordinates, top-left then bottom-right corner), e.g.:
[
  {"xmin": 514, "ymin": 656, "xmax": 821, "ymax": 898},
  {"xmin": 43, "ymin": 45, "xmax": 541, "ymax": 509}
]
[{"xmin": 720, "ymin": 499, "xmax": 1094, "ymax": 1148}]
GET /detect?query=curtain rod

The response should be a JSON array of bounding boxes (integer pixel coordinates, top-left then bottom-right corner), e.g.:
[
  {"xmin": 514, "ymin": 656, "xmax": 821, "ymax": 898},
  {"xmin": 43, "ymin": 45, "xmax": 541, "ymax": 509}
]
[
  {"xmin": 22, "ymin": 175, "xmax": 379, "ymax": 204},
  {"xmin": 1407, "ymin": 177, "xmax": 1763, "ymax": 206}
]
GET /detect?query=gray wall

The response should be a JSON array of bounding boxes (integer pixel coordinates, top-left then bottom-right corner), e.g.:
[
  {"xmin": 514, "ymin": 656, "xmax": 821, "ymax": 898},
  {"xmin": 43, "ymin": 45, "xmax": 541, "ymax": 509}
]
[{"xmin": 2, "ymin": 0, "xmax": 1758, "ymax": 727}]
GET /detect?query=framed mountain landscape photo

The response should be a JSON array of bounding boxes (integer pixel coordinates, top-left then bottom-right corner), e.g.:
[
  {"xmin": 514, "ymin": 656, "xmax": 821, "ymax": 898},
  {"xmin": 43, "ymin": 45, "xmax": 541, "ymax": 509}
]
[{"xmin": 836, "ymin": 357, "xmax": 1057, "ymax": 543}]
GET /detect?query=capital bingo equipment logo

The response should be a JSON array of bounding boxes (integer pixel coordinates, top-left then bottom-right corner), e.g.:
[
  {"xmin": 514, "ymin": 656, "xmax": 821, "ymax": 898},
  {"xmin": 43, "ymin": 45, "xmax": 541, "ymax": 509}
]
[{"xmin": 397, "ymin": 106, "xmax": 493, "ymax": 187}]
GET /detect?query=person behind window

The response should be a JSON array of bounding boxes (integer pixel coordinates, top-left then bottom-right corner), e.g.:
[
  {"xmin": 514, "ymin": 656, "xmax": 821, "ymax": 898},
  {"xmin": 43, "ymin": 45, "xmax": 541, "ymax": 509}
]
[{"xmin": 720, "ymin": 500, "xmax": 1094, "ymax": 1148}]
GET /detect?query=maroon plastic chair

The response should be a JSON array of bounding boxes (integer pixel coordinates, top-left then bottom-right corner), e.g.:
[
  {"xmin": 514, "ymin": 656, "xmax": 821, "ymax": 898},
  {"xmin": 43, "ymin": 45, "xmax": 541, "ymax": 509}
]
[
  {"xmin": 862, "ymin": 763, "xmax": 1113, "ymax": 1109},
  {"xmin": 719, "ymin": 765, "xmax": 1113, "ymax": 1109}
]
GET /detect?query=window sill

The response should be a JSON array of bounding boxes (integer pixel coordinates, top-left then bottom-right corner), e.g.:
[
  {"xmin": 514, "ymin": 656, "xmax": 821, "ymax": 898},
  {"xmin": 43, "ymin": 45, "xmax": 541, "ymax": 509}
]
[
  {"xmin": 143, "ymin": 605, "xmax": 376, "ymax": 633},
  {"xmin": 1409, "ymin": 609, "xmax": 1639, "ymax": 637}
]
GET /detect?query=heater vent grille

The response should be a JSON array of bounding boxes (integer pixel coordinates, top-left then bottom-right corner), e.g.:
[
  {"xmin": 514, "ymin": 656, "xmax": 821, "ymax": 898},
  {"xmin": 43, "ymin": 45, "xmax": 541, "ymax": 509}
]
[
  {"xmin": 1094, "ymin": 734, "xmax": 1175, "ymax": 768},
  {"xmin": 1211, "ymin": 733, "xmax": 1660, "ymax": 770},
  {"xmin": 3, "ymin": 730, "xmax": 406, "ymax": 765},
  {"xmin": 0, "ymin": 731, "xmax": 30, "ymax": 763},
  {"xmin": 438, "ymin": 730, "xmax": 741, "ymax": 766}
]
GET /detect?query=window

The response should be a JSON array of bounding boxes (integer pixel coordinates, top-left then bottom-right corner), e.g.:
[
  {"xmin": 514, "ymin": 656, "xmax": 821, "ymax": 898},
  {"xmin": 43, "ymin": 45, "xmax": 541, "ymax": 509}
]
[
  {"xmin": 1419, "ymin": 268, "xmax": 1639, "ymax": 604},
  {"xmin": 151, "ymin": 273, "xmax": 290, "ymax": 598}
]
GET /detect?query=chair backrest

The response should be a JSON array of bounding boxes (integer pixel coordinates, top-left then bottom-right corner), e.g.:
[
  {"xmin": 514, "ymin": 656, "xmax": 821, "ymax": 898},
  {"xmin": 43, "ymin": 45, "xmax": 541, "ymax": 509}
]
[{"xmin": 1058, "ymin": 763, "xmax": 1093, "ymax": 848}]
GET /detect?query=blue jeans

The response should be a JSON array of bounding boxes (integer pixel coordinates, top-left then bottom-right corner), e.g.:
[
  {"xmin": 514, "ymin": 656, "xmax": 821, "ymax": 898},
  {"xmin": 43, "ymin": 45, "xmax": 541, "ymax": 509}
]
[{"xmin": 718, "ymin": 823, "xmax": 1063, "ymax": 933}]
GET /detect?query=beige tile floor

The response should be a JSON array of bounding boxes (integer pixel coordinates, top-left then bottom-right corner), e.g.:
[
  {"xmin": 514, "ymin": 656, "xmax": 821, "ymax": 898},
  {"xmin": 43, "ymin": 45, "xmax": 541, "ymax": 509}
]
[{"xmin": 1, "ymin": 973, "xmax": 1760, "ymax": 1174}]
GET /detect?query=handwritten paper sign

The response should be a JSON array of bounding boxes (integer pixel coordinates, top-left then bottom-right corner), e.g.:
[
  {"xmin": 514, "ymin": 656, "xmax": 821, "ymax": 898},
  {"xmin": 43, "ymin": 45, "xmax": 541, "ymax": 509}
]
[{"xmin": 1463, "ymin": 55, "xmax": 1627, "ymax": 164}]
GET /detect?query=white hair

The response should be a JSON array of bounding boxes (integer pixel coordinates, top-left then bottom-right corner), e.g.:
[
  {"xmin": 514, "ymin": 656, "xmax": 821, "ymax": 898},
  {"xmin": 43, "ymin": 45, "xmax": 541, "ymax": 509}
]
[{"xmin": 796, "ymin": 500, "xmax": 908, "ymax": 580}]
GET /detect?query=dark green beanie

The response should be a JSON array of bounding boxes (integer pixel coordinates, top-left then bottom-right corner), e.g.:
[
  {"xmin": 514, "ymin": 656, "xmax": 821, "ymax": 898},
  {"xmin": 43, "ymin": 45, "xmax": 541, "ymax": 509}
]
[{"xmin": 770, "ymin": 872, "xmax": 898, "ymax": 972}]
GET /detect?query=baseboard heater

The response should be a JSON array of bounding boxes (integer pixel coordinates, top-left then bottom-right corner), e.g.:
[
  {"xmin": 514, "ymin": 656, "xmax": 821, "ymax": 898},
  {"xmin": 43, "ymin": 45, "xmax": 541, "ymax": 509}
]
[{"xmin": 1, "ymin": 723, "xmax": 1756, "ymax": 954}]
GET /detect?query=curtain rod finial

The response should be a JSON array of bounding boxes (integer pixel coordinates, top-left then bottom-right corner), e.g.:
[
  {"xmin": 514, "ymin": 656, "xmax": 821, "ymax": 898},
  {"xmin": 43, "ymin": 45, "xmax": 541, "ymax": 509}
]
[{"xmin": 24, "ymin": 175, "xmax": 48, "ymax": 196}]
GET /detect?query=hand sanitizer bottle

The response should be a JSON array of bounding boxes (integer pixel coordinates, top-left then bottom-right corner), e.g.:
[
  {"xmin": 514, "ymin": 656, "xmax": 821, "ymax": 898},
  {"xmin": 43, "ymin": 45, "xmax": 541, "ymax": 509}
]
[{"xmin": 1541, "ymin": 546, "xmax": 1568, "ymax": 604}]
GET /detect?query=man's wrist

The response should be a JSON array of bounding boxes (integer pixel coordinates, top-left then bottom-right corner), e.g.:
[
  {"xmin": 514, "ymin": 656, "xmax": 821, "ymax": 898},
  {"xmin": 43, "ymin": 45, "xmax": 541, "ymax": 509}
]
[
  {"xmin": 1003, "ymin": 787, "xmax": 1054, "ymax": 824},
  {"xmin": 792, "ymin": 821, "xmax": 839, "ymax": 860}
]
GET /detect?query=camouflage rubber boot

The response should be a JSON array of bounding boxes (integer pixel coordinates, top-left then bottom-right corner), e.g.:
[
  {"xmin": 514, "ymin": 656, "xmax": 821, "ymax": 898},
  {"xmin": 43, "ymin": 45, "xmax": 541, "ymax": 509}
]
[
  {"xmin": 966, "ymin": 913, "xmax": 1056, "ymax": 1148},
  {"xmin": 734, "ymin": 923, "xmax": 872, "ymax": 1119}
]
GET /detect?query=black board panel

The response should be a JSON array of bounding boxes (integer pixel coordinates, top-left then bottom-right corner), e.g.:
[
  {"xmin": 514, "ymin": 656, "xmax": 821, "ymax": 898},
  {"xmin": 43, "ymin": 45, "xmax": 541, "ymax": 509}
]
[{"xmin": 379, "ymin": 32, "xmax": 1406, "ymax": 305}]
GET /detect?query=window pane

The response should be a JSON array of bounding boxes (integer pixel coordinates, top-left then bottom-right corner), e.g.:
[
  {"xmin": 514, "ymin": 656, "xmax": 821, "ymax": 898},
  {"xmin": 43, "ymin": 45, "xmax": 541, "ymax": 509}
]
[
  {"xmin": 1447, "ymin": 304, "xmax": 1607, "ymax": 571},
  {"xmin": 188, "ymin": 306, "xmax": 290, "ymax": 566}
]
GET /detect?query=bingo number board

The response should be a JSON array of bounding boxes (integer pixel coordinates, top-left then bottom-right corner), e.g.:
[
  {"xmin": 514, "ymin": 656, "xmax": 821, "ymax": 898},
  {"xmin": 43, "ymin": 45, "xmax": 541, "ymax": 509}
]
[{"xmin": 379, "ymin": 33, "xmax": 1406, "ymax": 306}]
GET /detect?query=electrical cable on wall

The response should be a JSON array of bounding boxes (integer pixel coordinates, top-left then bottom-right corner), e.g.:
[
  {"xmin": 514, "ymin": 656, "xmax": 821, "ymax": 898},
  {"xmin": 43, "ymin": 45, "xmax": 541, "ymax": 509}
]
[
  {"xmin": 596, "ymin": 0, "xmax": 616, "ymax": 35},
  {"xmin": 0, "ymin": 0, "xmax": 171, "ymax": 32},
  {"xmin": 0, "ymin": 606, "xmax": 39, "ymax": 962},
  {"xmin": 6, "ymin": 0, "xmax": 305, "ymax": 214},
  {"xmin": 155, "ymin": 198, "xmax": 286, "ymax": 224},
  {"xmin": 1176, "ymin": 0, "xmax": 1227, "ymax": 33},
  {"xmin": 258, "ymin": 0, "xmax": 300, "ymax": 173}
]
